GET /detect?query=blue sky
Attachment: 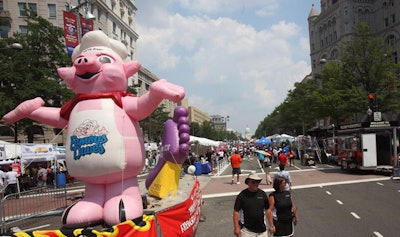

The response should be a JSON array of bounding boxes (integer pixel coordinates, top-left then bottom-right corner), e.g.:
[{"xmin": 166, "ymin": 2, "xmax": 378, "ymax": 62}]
[{"xmin": 135, "ymin": 0, "xmax": 320, "ymax": 137}]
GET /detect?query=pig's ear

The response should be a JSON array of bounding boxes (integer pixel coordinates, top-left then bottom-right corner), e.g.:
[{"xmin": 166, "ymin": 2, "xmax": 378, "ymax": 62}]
[{"xmin": 123, "ymin": 61, "xmax": 141, "ymax": 78}]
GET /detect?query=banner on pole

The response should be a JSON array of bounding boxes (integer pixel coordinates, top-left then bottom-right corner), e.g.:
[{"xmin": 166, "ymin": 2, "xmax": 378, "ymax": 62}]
[{"xmin": 63, "ymin": 11, "xmax": 79, "ymax": 55}]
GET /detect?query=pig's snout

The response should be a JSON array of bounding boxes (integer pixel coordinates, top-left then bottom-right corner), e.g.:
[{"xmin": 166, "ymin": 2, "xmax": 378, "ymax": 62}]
[{"xmin": 74, "ymin": 56, "xmax": 102, "ymax": 77}]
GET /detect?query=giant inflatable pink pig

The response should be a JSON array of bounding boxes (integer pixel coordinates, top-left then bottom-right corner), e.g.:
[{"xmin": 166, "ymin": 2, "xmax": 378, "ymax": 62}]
[{"xmin": 2, "ymin": 30, "xmax": 190, "ymax": 227}]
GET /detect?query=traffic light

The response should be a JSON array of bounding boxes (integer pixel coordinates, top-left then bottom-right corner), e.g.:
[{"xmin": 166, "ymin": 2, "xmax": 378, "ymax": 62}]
[{"xmin": 369, "ymin": 93, "xmax": 374, "ymax": 104}]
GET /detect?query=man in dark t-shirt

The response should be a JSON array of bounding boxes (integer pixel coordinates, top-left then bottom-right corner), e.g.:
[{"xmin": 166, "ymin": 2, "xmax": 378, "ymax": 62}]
[{"xmin": 233, "ymin": 173, "xmax": 269, "ymax": 237}]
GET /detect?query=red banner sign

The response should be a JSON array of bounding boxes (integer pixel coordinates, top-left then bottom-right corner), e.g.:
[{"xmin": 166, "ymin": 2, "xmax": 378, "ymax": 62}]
[
  {"xmin": 63, "ymin": 11, "xmax": 79, "ymax": 55},
  {"xmin": 63, "ymin": 11, "xmax": 94, "ymax": 55},
  {"xmin": 156, "ymin": 178, "xmax": 202, "ymax": 237}
]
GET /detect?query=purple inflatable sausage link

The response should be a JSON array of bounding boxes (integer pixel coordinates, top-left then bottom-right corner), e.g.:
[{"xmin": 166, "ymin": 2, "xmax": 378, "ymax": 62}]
[{"xmin": 145, "ymin": 106, "xmax": 190, "ymax": 189}]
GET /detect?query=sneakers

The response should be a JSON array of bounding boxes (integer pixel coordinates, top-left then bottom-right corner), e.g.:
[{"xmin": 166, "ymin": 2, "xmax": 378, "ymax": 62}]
[
  {"xmin": 236, "ymin": 182, "xmax": 240, "ymax": 184},
  {"xmin": 231, "ymin": 179, "xmax": 234, "ymax": 185}
]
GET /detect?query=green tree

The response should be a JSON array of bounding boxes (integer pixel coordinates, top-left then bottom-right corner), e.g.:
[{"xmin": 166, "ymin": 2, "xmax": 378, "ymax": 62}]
[
  {"xmin": 0, "ymin": 13, "xmax": 73, "ymax": 142},
  {"xmin": 189, "ymin": 122, "xmax": 201, "ymax": 136},
  {"xmin": 283, "ymin": 79, "xmax": 319, "ymax": 134},
  {"xmin": 256, "ymin": 21, "xmax": 400, "ymax": 138},
  {"xmin": 312, "ymin": 62, "xmax": 353, "ymax": 125},
  {"xmin": 338, "ymin": 21, "xmax": 400, "ymax": 114},
  {"xmin": 140, "ymin": 105, "xmax": 171, "ymax": 143},
  {"xmin": 197, "ymin": 121, "xmax": 216, "ymax": 139}
]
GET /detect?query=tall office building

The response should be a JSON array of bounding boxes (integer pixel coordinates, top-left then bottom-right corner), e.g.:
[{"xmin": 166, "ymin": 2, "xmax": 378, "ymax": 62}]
[{"xmin": 308, "ymin": 0, "xmax": 400, "ymax": 76}]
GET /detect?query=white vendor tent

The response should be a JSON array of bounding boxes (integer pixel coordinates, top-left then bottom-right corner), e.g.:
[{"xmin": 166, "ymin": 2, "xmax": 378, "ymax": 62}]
[
  {"xmin": 0, "ymin": 140, "xmax": 22, "ymax": 165},
  {"xmin": 189, "ymin": 136, "xmax": 220, "ymax": 147},
  {"xmin": 189, "ymin": 136, "xmax": 221, "ymax": 156},
  {"xmin": 0, "ymin": 141, "xmax": 65, "ymax": 166}
]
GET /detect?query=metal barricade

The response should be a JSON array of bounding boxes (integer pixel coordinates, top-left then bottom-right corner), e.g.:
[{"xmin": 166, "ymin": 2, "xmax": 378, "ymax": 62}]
[
  {"xmin": 216, "ymin": 157, "xmax": 230, "ymax": 176},
  {"xmin": 0, "ymin": 186, "xmax": 67, "ymax": 233}
]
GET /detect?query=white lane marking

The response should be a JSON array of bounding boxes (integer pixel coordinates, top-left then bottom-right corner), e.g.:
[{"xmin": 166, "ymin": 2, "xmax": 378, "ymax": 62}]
[
  {"xmin": 373, "ymin": 231, "xmax": 384, "ymax": 237},
  {"xmin": 202, "ymin": 176, "xmax": 389, "ymax": 199},
  {"xmin": 351, "ymin": 212, "xmax": 361, "ymax": 219},
  {"xmin": 336, "ymin": 200, "xmax": 343, "ymax": 205},
  {"xmin": 241, "ymin": 169, "xmax": 256, "ymax": 173},
  {"xmin": 376, "ymin": 182, "xmax": 384, "ymax": 186},
  {"xmin": 326, "ymin": 191, "xmax": 332, "ymax": 195}
]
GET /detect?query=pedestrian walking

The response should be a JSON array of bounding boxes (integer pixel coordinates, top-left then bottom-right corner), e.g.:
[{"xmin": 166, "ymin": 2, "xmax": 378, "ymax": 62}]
[
  {"xmin": 263, "ymin": 152, "xmax": 273, "ymax": 185},
  {"xmin": 267, "ymin": 176, "xmax": 298, "ymax": 237},
  {"xmin": 37, "ymin": 165, "xmax": 48, "ymax": 192},
  {"xmin": 5, "ymin": 168, "xmax": 18, "ymax": 196},
  {"xmin": 288, "ymin": 149, "xmax": 295, "ymax": 167},
  {"xmin": 274, "ymin": 164, "xmax": 292, "ymax": 191},
  {"xmin": 230, "ymin": 150, "xmax": 243, "ymax": 184},
  {"xmin": 273, "ymin": 147, "xmax": 279, "ymax": 164},
  {"xmin": 233, "ymin": 173, "xmax": 269, "ymax": 237},
  {"xmin": 278, "ymin": 151, "xmax": 288, "ymax": 167}
]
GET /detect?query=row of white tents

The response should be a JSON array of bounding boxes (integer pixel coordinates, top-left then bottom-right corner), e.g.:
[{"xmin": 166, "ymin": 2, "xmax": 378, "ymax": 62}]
[
  {"xmin": 0, "ymin": 140, "xmax": 65, "ymax": 165},
  {"xmin": 189, "ymin": 135, "xmax": 220, "ymax": 147},
  {"xmin": 0, "ymin": 135, "xmax": 222, "ymax": 165}
]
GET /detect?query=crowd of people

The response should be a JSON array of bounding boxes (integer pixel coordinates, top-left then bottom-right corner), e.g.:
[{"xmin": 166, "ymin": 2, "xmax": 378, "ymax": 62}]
[
  {"xmin": 232, "ymin": 143, "xmax": 299, "ymax": 237},
  {"xmin": 0, "ymin": 160, "xmax": 74, "ymax": 195}
]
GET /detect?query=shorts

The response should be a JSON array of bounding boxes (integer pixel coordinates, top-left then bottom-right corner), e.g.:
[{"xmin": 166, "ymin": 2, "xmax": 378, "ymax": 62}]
[
  {"xmin": 232, "ymin": 168, "xmax": 241, "ymax": 175},
  {"xmin": 241, "ymin": 227, "xmax": 268, "ymax": 237}
]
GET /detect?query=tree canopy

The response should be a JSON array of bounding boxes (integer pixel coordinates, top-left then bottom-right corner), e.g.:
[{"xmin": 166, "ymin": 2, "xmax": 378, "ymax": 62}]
[
  {"xmin": 0, "ymin": 13, "xmax": 73, "ymax": 142},
  {"xmin": 255, "ymin": 21, "xmax": 400, "ymax": 138}
]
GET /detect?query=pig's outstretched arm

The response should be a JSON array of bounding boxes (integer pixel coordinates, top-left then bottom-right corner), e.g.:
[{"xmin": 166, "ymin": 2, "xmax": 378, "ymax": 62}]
[
  {"xmin": 123, "ymin": 79, "xmax": 185, "ymax": 120},
  {"xmin": 2, "ymin": 97, "xmax": 68, "ymax": 128},
  {"xmin": 145, "ymin": 106, "xmax": 190, "ymax": 198}
]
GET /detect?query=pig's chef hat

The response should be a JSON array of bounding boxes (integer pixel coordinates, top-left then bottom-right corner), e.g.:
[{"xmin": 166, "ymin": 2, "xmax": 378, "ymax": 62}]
[{"xmin": 71, "ymin": 30, "xmax": 128, "ymax": 61}]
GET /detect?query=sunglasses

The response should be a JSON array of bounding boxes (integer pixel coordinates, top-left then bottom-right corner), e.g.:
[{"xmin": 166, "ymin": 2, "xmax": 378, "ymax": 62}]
[{"xmin": 250, "ymin": 180, "xmax": 261, "ymax": 184}]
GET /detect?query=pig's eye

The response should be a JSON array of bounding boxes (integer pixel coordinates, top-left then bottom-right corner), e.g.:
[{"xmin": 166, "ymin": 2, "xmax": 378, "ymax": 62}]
[{"xmin": 98, "ymin": 56, "xmax": 113, "ymax": 64}]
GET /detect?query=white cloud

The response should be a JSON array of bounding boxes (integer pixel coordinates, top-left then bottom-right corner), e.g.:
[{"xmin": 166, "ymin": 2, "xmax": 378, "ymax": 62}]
[
  {"xmin": 135, "ymin": 0, "xmax": 312, "ymax": 135},
  {"xmin": 177, "ymin": 0, "xmax": 280, "ymax": 15}
]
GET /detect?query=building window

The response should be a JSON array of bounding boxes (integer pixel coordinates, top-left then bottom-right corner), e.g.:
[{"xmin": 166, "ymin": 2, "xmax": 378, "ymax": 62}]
[
  {"xmin": 0, "ymin": 25, "xmax": 9, "ymax": 38},
  {"xmin": 112, "ymin": 22, "xmax": 116, "ymax": 33},
  {"xmin": 18, "ymin": 2, "xmax": 37, "ymax": 16},
  {"xmin": 98, "ymin": 8, "xmax": 102, "ymax": 21},
  {"xmin": 18, "ymin": 3, "xmax": 27, "ymax": 16},
  {"xmin": 19, "ymin": 25, "xmax": 28, "ymax": 34},
  {"xmin": 28, "ymin": 3, "xmax": 37, "ymax": 16},
  {"xmin": 0, "ymin": 0, "xmax": 3, "ymax": 11},
  {"xmin": 48, "ymin": 4, "xmax": 56, "ymax": 18}
]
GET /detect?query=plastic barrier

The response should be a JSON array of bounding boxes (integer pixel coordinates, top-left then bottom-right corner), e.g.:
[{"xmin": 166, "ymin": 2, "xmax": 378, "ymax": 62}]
[
  {"xmin": 194, "ymin": 162, "xmax": 202, "ymax": 176},
  {"xmin": 56, "ymin": 173, "xmax": 66, "ymax": 188},
  {"xmin": 201, "ymin": 162, "xmax": 212, "ymax": 174}
]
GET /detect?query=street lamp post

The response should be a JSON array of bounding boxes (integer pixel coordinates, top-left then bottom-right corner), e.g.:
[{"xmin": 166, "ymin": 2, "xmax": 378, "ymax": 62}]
[{"xmin": 69, "ymin": 0, "xmax": 96, "ymax": 41}]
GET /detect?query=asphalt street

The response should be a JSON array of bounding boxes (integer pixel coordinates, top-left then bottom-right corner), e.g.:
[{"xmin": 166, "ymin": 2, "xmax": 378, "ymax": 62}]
[
  {"xmin": 4, "ymin": 156, "xmax": 399, "ymax": 237},
  {"xmin": 195, "ymin": 157, "xmax": 399, "ymax": 237}
]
